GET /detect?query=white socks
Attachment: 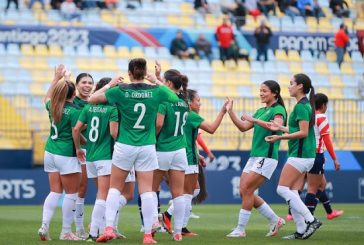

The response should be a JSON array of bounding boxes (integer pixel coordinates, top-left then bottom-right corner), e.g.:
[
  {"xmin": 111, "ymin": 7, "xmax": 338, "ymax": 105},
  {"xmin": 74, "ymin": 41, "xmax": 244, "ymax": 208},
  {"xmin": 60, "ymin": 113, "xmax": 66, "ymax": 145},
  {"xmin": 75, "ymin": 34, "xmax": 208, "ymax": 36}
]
[
  {"xmin": 193, "ymin": 188, "xmax": 200, "ymax": 198},
  {"xmin": 277, "ymin": 185, "xmax": 314, "ymax": 223},
  {"xmin": 75, "ymin": 197, "xmax": 85, "ymax": 231},
  {"xmin": 152, "ymin": 192, "xmax": 159, "ymax": 223},
  {"xmin": 62, "ymin": 193, "xmax": 78, "ymax": 233},
  {"xmin": 182, "ymin": 194, "xmax": 193, "ymax": 227},
  {"xmin": 173, "ymin": 195, "xmax": 185, "ymax": 234},
  {"xmin": 167, "ymin": 202, "xmax": 174, "ymax": 216},
  {"xmin": 256, "ymin": 202, "xmax": 279, "ymax": 223},
  {"xmin": 105, "ymin": 188, "xmax": 121, "ymax": 227},
  {"xmin": 114, "ymin": 195, "xmax": 127, "ymax": 228},
  {"xmin": 42, "ymin": 192, "xmax": 62, "ymax": 228},
  {"xmin": 141, "ymin": 192, "xmax": 155, "ymax": 234},
  {"xmin": 237, "ymin": 209, "xmax": 251, "ymax": 232},
  {"xmin": 90, "ymin": 199, "xmax": 106, "ymax": 237},
  {"xmin": 291, "ymin": 190, "xmax": 308, "ymax": 234}
]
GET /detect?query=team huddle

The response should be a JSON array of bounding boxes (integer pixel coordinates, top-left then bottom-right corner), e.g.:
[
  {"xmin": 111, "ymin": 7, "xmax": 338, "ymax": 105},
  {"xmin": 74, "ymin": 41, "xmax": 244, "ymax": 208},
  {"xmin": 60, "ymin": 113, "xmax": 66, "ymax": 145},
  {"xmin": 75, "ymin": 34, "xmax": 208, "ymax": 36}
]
[{"xmin": 38, "ymin": 58, "xmax": 342, "ymax": 243}]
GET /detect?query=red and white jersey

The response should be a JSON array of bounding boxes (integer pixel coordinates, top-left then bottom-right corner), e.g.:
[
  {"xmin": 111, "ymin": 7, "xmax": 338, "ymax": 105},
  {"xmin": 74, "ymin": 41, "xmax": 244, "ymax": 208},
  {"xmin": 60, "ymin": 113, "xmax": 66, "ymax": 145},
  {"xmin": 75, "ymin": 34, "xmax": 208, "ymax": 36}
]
[{"xmin": 314, "ymin": 113, "xmax": 330, "ymax": 153}]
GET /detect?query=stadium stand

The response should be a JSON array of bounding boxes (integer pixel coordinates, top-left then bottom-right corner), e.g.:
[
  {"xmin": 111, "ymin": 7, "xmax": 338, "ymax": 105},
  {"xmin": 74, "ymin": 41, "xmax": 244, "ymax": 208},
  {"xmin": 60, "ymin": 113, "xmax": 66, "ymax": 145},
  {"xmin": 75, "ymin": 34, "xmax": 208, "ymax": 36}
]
[{"xmin": 0, "ymin": 0, "xmax": 363, "ymax": 164}]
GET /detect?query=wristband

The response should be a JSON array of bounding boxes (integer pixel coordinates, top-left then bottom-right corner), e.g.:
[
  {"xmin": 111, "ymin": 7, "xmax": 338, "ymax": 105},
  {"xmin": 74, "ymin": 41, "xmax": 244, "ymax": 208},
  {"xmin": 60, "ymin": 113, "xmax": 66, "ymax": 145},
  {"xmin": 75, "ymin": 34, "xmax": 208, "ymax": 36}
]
[{"xmin": 105, "ymin": 84, "xmax": 111, "ymax": 90}]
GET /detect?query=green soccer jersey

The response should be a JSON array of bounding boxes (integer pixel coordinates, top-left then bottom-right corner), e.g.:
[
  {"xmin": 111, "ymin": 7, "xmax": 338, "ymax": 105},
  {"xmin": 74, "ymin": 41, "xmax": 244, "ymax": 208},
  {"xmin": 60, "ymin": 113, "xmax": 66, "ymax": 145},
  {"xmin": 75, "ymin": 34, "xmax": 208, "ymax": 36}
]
[
  {"xmin": 156, "ymin": 95, "xmax": 189, "ymax": 152},
  {"xmin": 288, "ymin": 97, "xmax": 316, "ymax": 158},
  {"xmin": 78, "ymin": 104, "xmax": 118, "ymax": 162},
  {"xmin": 250, "ymin": 103, "xmax": 287, "ymax": 160},
  {"xmin": 184, "ymin": 111, "xmax": 204, "ymax": 166},
  {"xmin": 45, "ymin": 101, "xmax": 81, "ymax": 157},
  {"xmin": 105, "ymin": 83, "xmax": 179, "ymax": 146},
  {"xmin": 73, "ymin": 96, "xmax": 88, "ymax": 108},
  {"xmin": 73, "ymin": 96, "xmax": 88, "ymax": 149}
]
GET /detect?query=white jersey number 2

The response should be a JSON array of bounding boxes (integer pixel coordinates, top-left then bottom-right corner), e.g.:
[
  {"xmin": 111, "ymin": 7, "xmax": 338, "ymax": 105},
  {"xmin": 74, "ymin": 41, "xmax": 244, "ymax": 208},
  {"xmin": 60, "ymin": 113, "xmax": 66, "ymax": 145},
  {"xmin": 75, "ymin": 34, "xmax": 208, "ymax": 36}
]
[{"xmin": 133, "ymin": 103, "xmax": 146, "ymax": 129}]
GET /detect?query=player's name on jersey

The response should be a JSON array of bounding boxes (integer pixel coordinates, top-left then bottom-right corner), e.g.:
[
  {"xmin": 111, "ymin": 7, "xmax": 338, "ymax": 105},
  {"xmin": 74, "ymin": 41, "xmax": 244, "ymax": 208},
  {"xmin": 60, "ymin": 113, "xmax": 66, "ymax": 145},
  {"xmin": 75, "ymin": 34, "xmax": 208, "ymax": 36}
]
[
  {"xmin": 88, "ymin": 106, "xmax": 108, "ymax": 113},
  {"xmin": 63, "ymin": 108, "xmax": 71, "ymax": 115},
  {"xmin": 171, "ymin": 101, "xmax": 188, "ymax": 108},
  {"xmin": 125, "ymin": 91, "xmax": 153, "ymax": 98}
]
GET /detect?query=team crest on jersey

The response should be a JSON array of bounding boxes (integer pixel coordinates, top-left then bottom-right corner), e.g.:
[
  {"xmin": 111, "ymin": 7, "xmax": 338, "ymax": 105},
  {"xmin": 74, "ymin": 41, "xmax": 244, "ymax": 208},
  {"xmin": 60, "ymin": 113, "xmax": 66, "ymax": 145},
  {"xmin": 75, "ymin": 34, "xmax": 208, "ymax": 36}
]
[{"xmin": 125, "ymin": 92, "xmax": 130, "ymax": 98}]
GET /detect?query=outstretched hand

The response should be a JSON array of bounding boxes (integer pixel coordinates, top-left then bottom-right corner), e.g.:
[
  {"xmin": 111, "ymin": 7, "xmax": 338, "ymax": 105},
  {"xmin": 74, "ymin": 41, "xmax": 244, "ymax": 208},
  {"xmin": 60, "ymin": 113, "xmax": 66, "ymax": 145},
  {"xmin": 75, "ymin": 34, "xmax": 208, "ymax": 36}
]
[
  {"xmin": 109, "ymin": 75, "xmax": 124, "ymax": 87},
  {"xmin": 225, "ymin": 97, "xmax": 233, "ymax": 112},
  {"xmin": 265, "ymin": 135, "xmax": 280, "ymax": 143},
  {"xmin": 54, "ymin": 64, "xmax": 66, "ymax": 81}
]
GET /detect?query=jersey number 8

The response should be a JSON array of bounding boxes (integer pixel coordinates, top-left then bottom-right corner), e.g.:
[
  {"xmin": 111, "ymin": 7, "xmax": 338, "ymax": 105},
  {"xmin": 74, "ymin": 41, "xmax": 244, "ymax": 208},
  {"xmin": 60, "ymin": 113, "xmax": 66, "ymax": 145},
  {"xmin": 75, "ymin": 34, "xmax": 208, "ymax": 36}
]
[{"xmin": 89, "ymin": 116, "xmax": 100, "ymax": 142}]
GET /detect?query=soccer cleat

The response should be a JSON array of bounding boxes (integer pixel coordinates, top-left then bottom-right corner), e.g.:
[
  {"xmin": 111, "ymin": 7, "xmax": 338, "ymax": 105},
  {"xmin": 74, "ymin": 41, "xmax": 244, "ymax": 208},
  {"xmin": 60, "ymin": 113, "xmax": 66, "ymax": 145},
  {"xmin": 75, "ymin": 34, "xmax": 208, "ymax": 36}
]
[
  {"xmin": 143, "ymin": 233, "xmax": 157, "ymax": 244},
  {"xmin": 86, "ymin": 234, "xmax": 98, "ymax": 242},
  {"xmin": 59, "ymin": 232, "xmax": 81, "ymax": 241},
  {"xmin": 266, "ymin": 217, "xmax": 286, "ymax": 237},
  {"xmin": 151, "ymin": 221, "xmax": 162, "ymax": 236},
  {"xmin": 96, "ymin": 226, "xmax": 117, "ymax": 243},
  {"xmin": 38, "ymin": 224, "xmax": 51, "ymax": 241},
  {"xmin": 173, "ymin": 233, "xmax": 182, "ymax": 241},
  {"xmin": 286, "ymin": 214, "xmax": 293, "ymax": 221},
  {"xmin": 189, "ymin": 212, "xmax": 200, "ymax": 219},
  {"xmin": 114, "ymin": 228, "xmax": 126, "ymax": 239},
  {"xmin": 327, "ymin": 210, "xmax": 344, "ymax": 220},
  {"xmin": 282, "ymin": 232, "xmax": 304, "ymax": 240},
  {"xmin": 302, "ymin": 218, "xmax": 322, "ymax": 239},
  {"xmin": 226, "ymin": 227, "xmax": 246, "ymax": 238},
  {"xmin": 162, "ymin": 212, "xmax": 172, "ymax": 234},
  {"xmin": 181, "ymin": 227, "xmax": 198, "ymax": 237},
  {"xmin": 76, "ymin": 229, "xmax": 88, "ymax": 240}
]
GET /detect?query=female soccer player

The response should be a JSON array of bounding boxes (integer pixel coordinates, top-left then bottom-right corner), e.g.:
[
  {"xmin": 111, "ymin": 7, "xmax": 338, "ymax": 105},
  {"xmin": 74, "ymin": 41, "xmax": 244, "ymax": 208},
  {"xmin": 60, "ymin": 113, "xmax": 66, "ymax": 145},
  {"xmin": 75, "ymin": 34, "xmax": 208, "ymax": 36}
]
[
  {"xmin": 73, "ymin": 77, "xmax": 134, "ymax": 241},
  {"xmin": 304, "ymin": 93, "xmax": 342, "ymax": 218},
  {"xmin": 153, "ymin": 69, "xmax": 189, "ymax": 241},
  {"xmin": 88, "ymin": 58, "xmax": 179, "ymax": 244},
  {"xmin": 73, "ymin": 72, "xmax": 94, "ymax": 239},
  {"xmin": 181, "ymin": 89, "xmax": 227, "ymax": 236},
  {"xmin": 38, "ymin": 65, "xmax": 82, "ymax": 241},
  {"xmin": 266, "ymin": 74, "xmax": 322, "ymax": 240},
  {"xmin": 225, "ymin": 80, "xmax": 287, "ymax": 238}
]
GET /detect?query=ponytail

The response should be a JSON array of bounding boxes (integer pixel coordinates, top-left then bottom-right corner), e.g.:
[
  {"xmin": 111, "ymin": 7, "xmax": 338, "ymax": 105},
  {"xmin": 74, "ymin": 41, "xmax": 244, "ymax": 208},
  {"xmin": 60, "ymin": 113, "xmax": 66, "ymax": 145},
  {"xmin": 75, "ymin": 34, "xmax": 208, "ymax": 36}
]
[
  {"xmin": 293, "ymin": 73, "xmax": 315, "ymax": 127},
  {"xmin": 308, "ymin": 85, "xmax": 316, "ymax": 127},
  {"xmin": 50, "ymin": 81, "xmax": 75, "ymax": 124},
  {"xmin": 179, "ymin": 74, "xmax": 188, "ymax": 101}
]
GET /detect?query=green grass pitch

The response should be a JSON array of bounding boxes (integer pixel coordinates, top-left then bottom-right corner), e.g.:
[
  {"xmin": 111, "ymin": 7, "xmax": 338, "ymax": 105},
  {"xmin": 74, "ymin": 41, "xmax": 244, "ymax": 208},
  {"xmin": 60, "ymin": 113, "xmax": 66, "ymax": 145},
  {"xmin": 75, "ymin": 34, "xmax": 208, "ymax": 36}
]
[{"xmin": 0, "ymin": 204, "xmax": 363, "ymax": 244}]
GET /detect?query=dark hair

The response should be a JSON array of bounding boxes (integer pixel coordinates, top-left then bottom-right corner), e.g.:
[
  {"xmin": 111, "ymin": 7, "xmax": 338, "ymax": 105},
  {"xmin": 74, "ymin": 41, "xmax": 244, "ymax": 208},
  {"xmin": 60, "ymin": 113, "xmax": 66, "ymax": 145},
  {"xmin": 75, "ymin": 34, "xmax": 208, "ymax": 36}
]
[
  {"xmin": 76, "ymin": 73, "xmax": 94, "ymax": 85},
  {"xmin": 95, "ymin": 77, "xmax": 112, "ymax": 92},
  {"xmin": 164, "ymin": 69, "xmax": 188, "ymax": 98},
  {"xmin": 315, "ymin": 93, "xmax": 329, "ymax": 110},
  {"xmin": 262, "ymin": 80, "xmax": 287, "ymax": 125},
  {"xmin": 294, "ymin": 73, "xmax": 316, "ymax": 127},
  {"xmin": 187, "ymin": 89, "xmax": 198, "ymax": 103},
  {"xmin": 128, "ymin": 58, "xmax": 147, "ymax": 80},
  {"xmin": 66, "ymin": 81, "xmax": 76, "ymax": 99}
]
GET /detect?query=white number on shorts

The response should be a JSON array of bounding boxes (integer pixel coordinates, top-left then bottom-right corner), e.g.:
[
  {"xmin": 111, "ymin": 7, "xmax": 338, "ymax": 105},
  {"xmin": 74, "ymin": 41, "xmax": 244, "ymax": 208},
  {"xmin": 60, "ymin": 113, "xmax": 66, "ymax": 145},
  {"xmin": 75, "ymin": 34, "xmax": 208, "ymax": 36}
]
[
  {"xmin": 173, "ymin": 111, "xmax": 188, "ymax": 136},
  {"xmin": 51, "ymin": 121, "xmax": 58, "ymax": 139},
  {"xmin": 89, "ymin": 116, "xmax": 99, "ymax": 142},
  {"xmin": 133, "ymin": 103, "xmax": 146, "ymax": 129}
]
